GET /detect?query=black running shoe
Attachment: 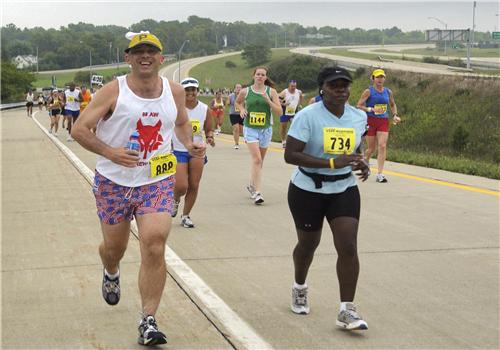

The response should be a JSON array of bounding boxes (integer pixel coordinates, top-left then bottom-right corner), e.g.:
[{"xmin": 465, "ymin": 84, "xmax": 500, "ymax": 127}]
[
  {"xmin": 138, "ymin": 315, "xmax": 167, "ymax": 346},
  {"xmin": 102, "ymin": 270, "xmax": 120, "ymax": 306}
]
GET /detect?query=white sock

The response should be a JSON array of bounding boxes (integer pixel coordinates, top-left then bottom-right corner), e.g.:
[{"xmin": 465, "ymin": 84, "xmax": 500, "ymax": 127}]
[
  {"xmin": 293, "ymin": 282, "xmax": 307, "ymax": 290},
  {"xmin": 340, "ymin": 301, "xmax": 352, "ymax": 312},
  {"xmin": 105, "ymin": 268, "xmax": 120, "ymax": 280}
]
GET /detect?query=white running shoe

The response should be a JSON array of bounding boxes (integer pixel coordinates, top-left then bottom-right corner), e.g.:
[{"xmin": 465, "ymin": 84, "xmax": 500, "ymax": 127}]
[
  {"xmin": 234, "ymin": 144, "xmax": 239, "ymax": 150},
  {"xmin": 291, "ymin": 285, "xmax": 310, "ymax": 315},
  {"xmin": 181, "ymin": 215, "xmax": 195, "ymax": 228},
  {"xmin": 254, "ymin": 192, "xmax": 264, "ymax": 205},
  {"xmin": 67, "ymin": 136, "xmax": 74, "ymax": 142},
  {"xmin": 171, "ymin": 200, "xmax": 180, "ymax": 218},
  {"xmin": 336, "ymin": 303, "xmax": 368, "ymax": 330},
  {"xmin": 376, "ymin": 173, "xmax": 388, "ymax": 183}
]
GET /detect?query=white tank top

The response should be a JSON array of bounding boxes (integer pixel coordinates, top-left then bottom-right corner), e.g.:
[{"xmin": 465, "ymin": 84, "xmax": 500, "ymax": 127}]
[
  {"xmin": 284, "ymin": 89, "xmax": 302, "ymax": 115},
  {"xmin": 64, "ymin": 89, "xmax": 80, "ymax": 111},
  {"xmin": 95, "ymin": 75, "xmax": 177, "ymax": 187},
  {"xmin": 172, "ymin": 101, "xmax": 208, "ymax": 152},
  {"xmin": 26, "ymin": 93, "xmax": 34, "ymax": 103}
]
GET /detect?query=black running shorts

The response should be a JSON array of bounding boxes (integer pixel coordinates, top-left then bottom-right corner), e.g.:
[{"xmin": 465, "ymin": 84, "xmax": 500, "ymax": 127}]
[{"xmin": 287, "ymin": 182, "xmax": 360, "ymax": 232}]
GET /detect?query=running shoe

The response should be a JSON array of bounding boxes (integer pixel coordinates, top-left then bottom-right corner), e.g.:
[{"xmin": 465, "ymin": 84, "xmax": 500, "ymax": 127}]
[
  {"xmin": 234, "ymin": 144, "xmax": 239, "ymax": 150},
  {"xmin": 336, "ymin": 303, "xmax": 368, "ymax": 330},
  {"xmin": 67, "ymin": 136, "xmax": 74, "ymax": 142},
  {"xmin": 254, "ymin": 192, "xmax": 264, "ymax": 205},
  {"xmin": 282, "ymin": 141, "xmax": 286, "ymax": 149},
  {"xmin": 181, "ymin": 215, "xmax": 195, "ymax": 228},
  {"xmin": 138, "ymin": 315, "xmax": 167, "ymax": 346},
  {"xmin": 171, "ymin": 199, "xmax": 180, "ymax": 218},
  {"xmin": 102, "ymin": 269, "xmax": 120, "ymax": 306},
  {"xmin": 291, "ymin": 285, "xmax": 310, "ymax": 315},
  {"xmin": 246, "ymin": 185, "xmax": 257, "ymax": 199},
  {"xmin": 376, "ymin": 174, "xmax": 388, "ymax": 183},
  {"xmin": 49, "ymin": 129, "xmax": 52, "ymax": 134},
  {"xmin": 54, "ymin": 132, "xmax": 58, "ymax": 137}
]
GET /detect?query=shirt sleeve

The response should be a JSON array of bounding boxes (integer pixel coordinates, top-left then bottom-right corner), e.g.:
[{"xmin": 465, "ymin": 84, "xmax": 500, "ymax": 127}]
[{"xmin": 287, "ymin": 110, "xmax": 310, "ymax": 143}]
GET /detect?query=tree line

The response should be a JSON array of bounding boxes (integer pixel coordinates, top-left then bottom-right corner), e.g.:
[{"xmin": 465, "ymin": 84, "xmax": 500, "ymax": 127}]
[{"xmin": 1, "ymin": 16, "xmax": 436, "ymax": 71}]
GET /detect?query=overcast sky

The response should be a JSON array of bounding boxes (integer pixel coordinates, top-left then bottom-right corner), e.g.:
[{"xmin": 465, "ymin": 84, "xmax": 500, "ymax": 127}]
[{"xmin": 2, "ymin": 1, "xmax": 499, "ymax": 32}]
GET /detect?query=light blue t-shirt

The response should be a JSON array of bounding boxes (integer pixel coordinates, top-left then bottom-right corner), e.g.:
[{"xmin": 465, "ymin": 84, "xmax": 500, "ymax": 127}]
[{"xmin": 287, "ymin": 102, "xmax": 367, "ymax": 194}]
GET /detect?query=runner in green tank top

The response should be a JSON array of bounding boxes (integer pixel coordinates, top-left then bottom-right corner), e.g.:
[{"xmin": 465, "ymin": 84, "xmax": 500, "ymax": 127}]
[{"xmin": 235, "ymin": 66, "xmax": 282, "ymax": 205}]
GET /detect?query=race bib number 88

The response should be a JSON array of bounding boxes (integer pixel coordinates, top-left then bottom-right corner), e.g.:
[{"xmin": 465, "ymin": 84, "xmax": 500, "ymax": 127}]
[
  {"xmin": 323, "ymin": 127, "xmax": 355, "ymax": 155},
  {"xmin": 149, "ymin": 153, "xmax": 177, "ymax": 178}
]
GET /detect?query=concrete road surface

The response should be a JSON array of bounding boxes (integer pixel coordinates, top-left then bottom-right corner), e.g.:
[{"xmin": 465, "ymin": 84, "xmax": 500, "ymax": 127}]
[{"xmin": 2, "ymin": 96, "xmax": 499, "ymax": 348}]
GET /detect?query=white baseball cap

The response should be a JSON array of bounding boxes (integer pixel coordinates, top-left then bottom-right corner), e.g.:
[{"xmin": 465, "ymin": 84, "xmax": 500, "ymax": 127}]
[{"xmin": 181, "ymin": 77, "xmax": 199, "ymax": 89}]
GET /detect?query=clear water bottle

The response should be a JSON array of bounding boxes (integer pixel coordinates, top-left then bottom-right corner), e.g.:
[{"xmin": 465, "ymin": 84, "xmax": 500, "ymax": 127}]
[{"xmin": 123, "ymin": 131, "xmax": 140, "ymax": 186}]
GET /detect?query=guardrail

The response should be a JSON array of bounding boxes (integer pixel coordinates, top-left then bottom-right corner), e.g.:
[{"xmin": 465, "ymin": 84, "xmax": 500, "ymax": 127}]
[{"xmin": 1, "ymin": 102, "xmax": 25, "ymax": 111}]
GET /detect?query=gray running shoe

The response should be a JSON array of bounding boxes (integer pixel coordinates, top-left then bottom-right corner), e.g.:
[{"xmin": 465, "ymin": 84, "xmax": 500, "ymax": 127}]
[
  {"xmin": 291, "ymin": 286, "xmax": 310, "ymax": 315},
  {"xmin": 138, "ymin": 315, "xmax": 167, "ymax": 346},
  {"xmin": 171, "ymin": 199, "xmax": 180, "ymax": 218},
  {"xmin": 246, "ymin": 184, "xmax": 257, "ymax": 199},
  {"xmin": 181, "ymin": 215, "xmax": 195, "ymax": 228},
  {"xmin": 254, "ymin": 192, "xmax": 264, "ymax": 205},
  {"xmin": 102, "ymin": 269, "xmax": 120, "ymax": 306},
  {"xmin": 336, "ymin": 303, "xmax": 368, "ymax": 330}
]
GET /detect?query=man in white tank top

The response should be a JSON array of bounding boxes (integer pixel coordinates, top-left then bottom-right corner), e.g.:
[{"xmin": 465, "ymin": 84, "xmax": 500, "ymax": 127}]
[
  {"xmin": 72, "ymin": 32, "xmax": 206, "ymax": 347},
  {"xmin": 278, "ymin": 80, "xmax": 303, "ymax": 148}
]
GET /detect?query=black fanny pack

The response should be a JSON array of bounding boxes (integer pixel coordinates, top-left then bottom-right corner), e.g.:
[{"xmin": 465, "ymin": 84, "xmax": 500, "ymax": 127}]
[{"xmin": 298, "ymin": 167, "xmax": 352, "ymax": 189}]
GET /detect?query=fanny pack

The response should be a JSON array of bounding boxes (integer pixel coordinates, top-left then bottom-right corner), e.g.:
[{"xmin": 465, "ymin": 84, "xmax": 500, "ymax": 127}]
[{"xmin": 298, "ymin": 167, "xmax": 352, "ymax": 189}]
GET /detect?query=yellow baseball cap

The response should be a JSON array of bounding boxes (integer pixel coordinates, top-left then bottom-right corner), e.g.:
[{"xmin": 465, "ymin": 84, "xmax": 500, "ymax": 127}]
[
  {"xmin": 372, "ymin": 69, "xmax": 386, "ymax": 78},
  {"xmin": 125, "ymin": 33, "xmax": 163, "ymax": 53}
]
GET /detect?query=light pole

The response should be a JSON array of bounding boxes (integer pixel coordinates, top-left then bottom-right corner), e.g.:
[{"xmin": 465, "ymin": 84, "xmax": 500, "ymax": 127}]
[
  {"xmin": 89, "ymin": 49, "xmax": 92, "ymax": 87},
  {"xmin": 109, "ymin": 42, "xmax": 112, "ymax": 64},
  {"xmin": 36, "ymin": 46, "xmax": 39, "ymax": 73},
  {"xmin": 428, "ymin": 16, "xmax": 448, "ymax": 55},
  {"xmin": 178, "ymin": 39, "xmax": 189, "ymax": 82}
]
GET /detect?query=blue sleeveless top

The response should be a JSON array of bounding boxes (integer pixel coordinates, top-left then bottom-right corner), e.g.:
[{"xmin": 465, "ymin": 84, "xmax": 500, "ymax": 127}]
[{"xmin": 366, "ymin": 86, "xmax": 390, "ymax": 119}]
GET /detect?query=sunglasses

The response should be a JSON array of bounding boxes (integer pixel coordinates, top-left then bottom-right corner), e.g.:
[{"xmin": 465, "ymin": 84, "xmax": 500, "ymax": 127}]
[{"xmin": 182, "ymin": 79, "xmax": 199, "ymax": 85}]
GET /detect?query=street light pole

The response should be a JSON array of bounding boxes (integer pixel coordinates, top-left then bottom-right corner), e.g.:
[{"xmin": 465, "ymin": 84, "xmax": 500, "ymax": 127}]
[
  {"xmin": 89, "ymin": 50, "xmax": 92, "ymax": 87},
  {"xmin": 36, "ymin": 46, "xmax": 39, "ymax": 73},
  {"xmin": 428, "ymin": 16, "xmax": 448, "ymax": 55},
  {"xmin": 178, "ymin": 40, "xmax": 189, "ymax": 83}
]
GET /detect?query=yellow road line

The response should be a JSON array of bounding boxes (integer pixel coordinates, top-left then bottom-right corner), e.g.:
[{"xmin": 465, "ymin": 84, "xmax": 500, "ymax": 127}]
[{"xmin": 215, "ymin": 134, "xmax": 499, "ymax": 197}]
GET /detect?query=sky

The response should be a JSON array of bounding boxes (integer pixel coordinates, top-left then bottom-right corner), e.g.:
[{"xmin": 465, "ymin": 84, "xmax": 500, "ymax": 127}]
[{"xmin": 2, "ymin": 1, "xmax": 499, "ymax": 32}]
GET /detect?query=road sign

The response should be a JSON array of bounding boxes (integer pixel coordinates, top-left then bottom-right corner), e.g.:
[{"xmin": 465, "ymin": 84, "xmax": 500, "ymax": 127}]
[
  {"xmin": 426, "ymin": 29, "xmax": 470, "ymax": 42},
  {"xmin": 493, "ymin": 32, "xmax": 500, "ymax": 40},
  {"xmin": 91, "ymin": 75, "xmax": 103, "ymax": 85}
]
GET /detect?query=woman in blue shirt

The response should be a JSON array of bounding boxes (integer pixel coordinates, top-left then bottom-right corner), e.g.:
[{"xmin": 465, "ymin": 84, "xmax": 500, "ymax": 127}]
[{"xmin": 284, "ymin": 66, "xmax": 370, "ymax": 331}]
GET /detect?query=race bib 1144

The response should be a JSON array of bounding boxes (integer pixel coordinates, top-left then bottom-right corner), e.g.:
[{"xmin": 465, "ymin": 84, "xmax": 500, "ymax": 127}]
[{"xmin": 249, "ymin": 112, "xmax": 266, "ymax": 126}]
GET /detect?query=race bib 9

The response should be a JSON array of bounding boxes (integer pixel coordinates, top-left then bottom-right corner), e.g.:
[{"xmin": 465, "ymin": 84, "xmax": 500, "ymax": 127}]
[
  {"xmin": 67, "ymin": 96, "xmax": 75, "ymax": 102},
  {"xmin": 249, "ymin": 112, "xmax": 266, "ymax": 126},
  {"xmin": 191, "ymin": 119, "xmax": 201, "ymax": 135},
  {"xmin": 323, "ymin": 127, "xmax": 355, "ymax": 155},
  {"xmin": 149, "ymin": 153, "xmax": 177, "ymax": 178}
]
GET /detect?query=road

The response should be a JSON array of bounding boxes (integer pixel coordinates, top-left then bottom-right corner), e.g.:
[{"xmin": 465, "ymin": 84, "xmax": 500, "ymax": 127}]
[
  {"xmin": 2, "ymin": 58, "xmax": 499, "ymax": 349},
  {"xmin": 293, "ymin": 46, "xmax": 499, "ymax": 77}
]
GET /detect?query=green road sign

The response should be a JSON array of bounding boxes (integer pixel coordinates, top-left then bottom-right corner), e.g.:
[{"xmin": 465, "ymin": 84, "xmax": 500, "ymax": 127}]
[{"xmin": 493, "ymin": 32, "xmax": 500, "ymax": 40}]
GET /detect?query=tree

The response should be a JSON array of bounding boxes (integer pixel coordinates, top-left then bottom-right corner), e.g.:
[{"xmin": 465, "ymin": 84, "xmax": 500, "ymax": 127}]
[
  {"xmin": 1, "ymin": 60, "xmax": 35, "ymax": 103},
  {"xmin": 241, "ymin": 44, "xmax": 271, "ymax": 67}
]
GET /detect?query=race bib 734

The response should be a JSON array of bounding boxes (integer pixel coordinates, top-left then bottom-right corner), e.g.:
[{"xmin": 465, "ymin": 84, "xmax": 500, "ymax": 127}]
[{"xmin": 323, "ymin": 127, "xmax": 355, "ymax": 155}]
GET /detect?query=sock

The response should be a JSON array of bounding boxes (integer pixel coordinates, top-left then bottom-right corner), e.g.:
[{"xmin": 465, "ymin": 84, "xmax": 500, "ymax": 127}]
[
  {"xmin": 340, "ymin": 301, "xmax": 352, "ymax": 312},
  {"xmin": 105, "ymin": 268, "xmax": 120, "ymax": 280},
  {"xmin": 293, "ymin": 282, "xmax": 307, "ymax": 290}
]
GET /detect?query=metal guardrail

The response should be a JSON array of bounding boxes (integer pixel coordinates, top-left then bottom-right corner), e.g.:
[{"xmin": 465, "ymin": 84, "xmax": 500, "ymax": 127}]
[{"xmin": 1, "ymin": 102, "xmax": 25, "ymax": 111}]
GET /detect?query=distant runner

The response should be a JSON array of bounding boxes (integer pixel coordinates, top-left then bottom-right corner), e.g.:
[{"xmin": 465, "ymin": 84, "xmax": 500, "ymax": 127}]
[
  {"xmin": 210, "ymin": 90, "xmax": 225, "ymax": 135},
  {"xmin": 278, "ymin": 80, "xmax": 303, "ymax": 148},
  {"xmin": 356, "ymin": 69, "xmax": 401, "ymax": 183},
  {"xmin": 228, "ymin": 84, "xmax": 243, "ymax": 149}
]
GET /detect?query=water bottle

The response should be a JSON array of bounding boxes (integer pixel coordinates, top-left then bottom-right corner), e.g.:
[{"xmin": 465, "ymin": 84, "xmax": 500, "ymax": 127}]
[{"xmin": 123, "ymin": 131, "xmax": 140, "ymax": 187}]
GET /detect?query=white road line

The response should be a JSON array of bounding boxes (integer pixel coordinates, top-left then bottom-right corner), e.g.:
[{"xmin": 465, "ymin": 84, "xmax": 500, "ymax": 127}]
[{"xmin": 31, "ymin": 112, "xmax": 273, "ymax": 350}]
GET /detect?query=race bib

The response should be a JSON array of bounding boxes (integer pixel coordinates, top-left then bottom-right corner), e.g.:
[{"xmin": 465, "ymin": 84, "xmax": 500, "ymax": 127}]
[
  {"xmin": 149, "ymin": 153, "xmax": 177, "ymax": 178},
  {"xmin": 285, "ymin": 105, "xmax": 296, "ymax": 116},
  {"xmin": 249, "ymin": 112, "xmax": 266, "ymax": 126},
  {"xmin": 235, "ymin": 105, "xmax": 240, "ymax": 113},
  {"xmin": 67, "ymin": 96, "xmax": 75, "ymax": 102},
  {"xmin": 323, "ymin": 128, "xmax": 355, "ymax": 155},
  {"xmin": 191, "ymin": 119, "xmax": 201, "ymax": 135},
  {"xmin": 374, "ymin": 104, "xmax": 387, "ymax": 115}
]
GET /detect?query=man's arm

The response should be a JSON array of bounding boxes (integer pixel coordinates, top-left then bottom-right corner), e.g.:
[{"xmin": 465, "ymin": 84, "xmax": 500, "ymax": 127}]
[{"xmin": 71, "ymin": 81, "xmax": 139, "ymax": 167}]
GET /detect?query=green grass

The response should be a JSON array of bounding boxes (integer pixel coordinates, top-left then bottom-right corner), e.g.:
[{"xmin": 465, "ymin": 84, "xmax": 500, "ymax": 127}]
[
  {"xmin": 34, "ymin": 66, "xmax": 131, "ymax": 88},
  {"xmin": 319, "ymin": 48, "xmax": 381, "ymax": 61},
  {"xmin": 189, "ymin": 48, "xmax": 292, "ymax": 90}
]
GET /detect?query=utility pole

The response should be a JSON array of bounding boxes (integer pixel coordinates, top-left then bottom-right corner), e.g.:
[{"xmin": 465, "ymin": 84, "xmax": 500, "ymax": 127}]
[
  {"xmin": 116, "ymin": 47, "xmax": 119, "ymax": 73},
  {"xmin": 36, "ymin": 46, "xmax": 39, "ymax": 73},
  {"xmin": 472, "ymin": 1, "xmax": 476, "ymax": 46},
  {"xmin": 89, "ymin": 50, "xmax": 92, "ymax": 87},
  {"xmin": 284, "ymin": 31, "xmax": 287, "ymax": 48},
  {"xmin": 178, "ymin": 40, "xmax": 189, "ymax": 82}
]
